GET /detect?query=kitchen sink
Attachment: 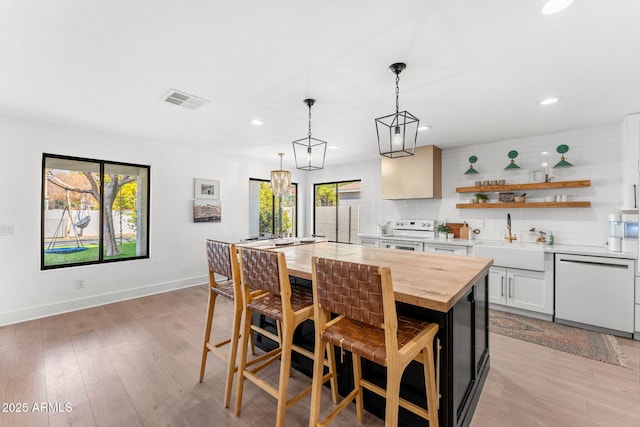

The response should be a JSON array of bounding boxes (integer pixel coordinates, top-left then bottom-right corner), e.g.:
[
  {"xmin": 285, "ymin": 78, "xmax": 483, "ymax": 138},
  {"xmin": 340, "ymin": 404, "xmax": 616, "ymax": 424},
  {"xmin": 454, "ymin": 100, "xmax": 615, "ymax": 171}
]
[{"xmin": 473, "ymin": 241, "xmax": 545, "ymax": 271}]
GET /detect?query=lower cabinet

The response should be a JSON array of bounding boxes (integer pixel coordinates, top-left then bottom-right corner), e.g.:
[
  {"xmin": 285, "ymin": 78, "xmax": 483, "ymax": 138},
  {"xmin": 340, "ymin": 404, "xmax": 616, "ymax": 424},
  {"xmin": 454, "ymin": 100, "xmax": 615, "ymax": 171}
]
[
  {"xmin": 358, "ymin": 236, "xmax": 380, "ymax": 247},
  {"xmin": 488, "ymin": 266, "xmax": 552, "ymax": 315},
  {"xmin": 426, "ymin": 243, "xmax": 469, "ymax": 256}
]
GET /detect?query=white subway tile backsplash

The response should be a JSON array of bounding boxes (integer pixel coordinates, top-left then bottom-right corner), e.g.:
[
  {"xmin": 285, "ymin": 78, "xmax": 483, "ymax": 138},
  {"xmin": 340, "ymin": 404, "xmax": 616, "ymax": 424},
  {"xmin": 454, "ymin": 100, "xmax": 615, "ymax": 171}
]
[{"xmin": 392, "ymin": 124, "xmax": 622, "ymax": 246}]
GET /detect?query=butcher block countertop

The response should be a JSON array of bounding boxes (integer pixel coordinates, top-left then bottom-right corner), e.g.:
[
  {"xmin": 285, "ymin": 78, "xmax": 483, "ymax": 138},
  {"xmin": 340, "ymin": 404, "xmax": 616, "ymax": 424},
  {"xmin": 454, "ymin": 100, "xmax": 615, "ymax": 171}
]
[{"xmin": 271, "ymin": 242, "xmax": 493, "ymax": 312}]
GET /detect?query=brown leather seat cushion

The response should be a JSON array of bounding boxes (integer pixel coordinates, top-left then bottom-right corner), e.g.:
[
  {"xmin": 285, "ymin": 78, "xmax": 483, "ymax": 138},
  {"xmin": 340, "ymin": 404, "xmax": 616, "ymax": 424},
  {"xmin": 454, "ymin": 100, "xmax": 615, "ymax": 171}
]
[
  {"xmin": 321, "ymin": 315, "xmax": 433, "ymax": 365},
  {"xmin": 211, "ymin": 279, "xmax": 235, "ymax": 300},
  {"xmin": 247, "ymin": 286, "xmax": 313, "ymax": 321}
]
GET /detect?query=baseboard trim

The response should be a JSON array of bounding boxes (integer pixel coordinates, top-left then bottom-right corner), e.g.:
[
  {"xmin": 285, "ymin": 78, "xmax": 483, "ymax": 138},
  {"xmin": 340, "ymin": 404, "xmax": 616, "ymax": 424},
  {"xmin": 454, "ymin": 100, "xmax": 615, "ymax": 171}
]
[{"xmin": 0, "ymin": 275, "xmax": 208, "ymax": 327}]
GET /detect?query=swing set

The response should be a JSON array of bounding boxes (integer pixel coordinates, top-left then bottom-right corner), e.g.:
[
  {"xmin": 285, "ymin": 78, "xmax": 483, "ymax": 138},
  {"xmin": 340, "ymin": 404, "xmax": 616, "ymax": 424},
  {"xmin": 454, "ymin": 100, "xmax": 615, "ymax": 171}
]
[{"xmin": 45, "ymin": 191, "xmax": 91, "ymax": 254}]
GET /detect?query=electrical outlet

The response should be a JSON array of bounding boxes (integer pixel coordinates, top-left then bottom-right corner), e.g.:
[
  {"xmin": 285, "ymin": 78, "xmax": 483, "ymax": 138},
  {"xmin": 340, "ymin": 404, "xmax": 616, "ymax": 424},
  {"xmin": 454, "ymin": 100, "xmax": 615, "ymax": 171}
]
[
  {"xmin": 0, "ymin": 224, "xmax": 15, "ymax": 236},
  {"xmin": 75, "ymin": 280, "xmax": 85, "ymax": 289}
]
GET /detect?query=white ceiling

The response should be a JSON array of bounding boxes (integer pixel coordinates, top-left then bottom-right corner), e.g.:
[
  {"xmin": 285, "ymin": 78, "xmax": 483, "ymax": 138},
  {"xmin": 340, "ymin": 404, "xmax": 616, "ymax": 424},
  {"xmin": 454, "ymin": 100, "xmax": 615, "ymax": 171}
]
[{"xmin": 1, "ymin": 0, "xmax": 640, "ymax": 166}]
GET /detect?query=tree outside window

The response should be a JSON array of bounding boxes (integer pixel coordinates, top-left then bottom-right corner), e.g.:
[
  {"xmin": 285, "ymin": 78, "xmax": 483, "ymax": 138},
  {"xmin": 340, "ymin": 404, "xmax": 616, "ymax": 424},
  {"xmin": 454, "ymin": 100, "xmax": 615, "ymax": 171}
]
[
  {"xmin": 42, "ymin": 154, "xmax": 150, "ymax": 269},
  {"xmin": 249, "ymin": 179, "xmax": 297, "ymax": 239}
]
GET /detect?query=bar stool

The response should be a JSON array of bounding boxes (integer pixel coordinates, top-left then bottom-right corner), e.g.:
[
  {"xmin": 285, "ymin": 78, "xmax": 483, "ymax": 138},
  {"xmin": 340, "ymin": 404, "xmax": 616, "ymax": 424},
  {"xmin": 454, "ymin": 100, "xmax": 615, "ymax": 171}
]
[
  {"xmin": 199, "ymin": 239, "xmax": 262, "ymax": 408},
  {"xmin": 309, "ymin": 257, "xmax": 440, "ymax": 427},
  {"xmin": 234, "ymin": 246, "xmax": 338, "ymax": 427}
]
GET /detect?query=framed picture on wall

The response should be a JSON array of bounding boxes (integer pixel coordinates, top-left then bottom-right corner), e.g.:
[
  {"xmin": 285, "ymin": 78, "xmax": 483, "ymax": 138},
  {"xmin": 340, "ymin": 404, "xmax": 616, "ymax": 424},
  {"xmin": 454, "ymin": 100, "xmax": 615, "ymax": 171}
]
[
  {"xmin": 529, "ymin": 168, "xmax": 546, "ymax": 183},
  {"xmin": 193, "ymin": 200, "xmax": 221, "ymax": 222},
  {"xmin": 194, "ymin": 178, "xmax": 220, "ymax": 200}
]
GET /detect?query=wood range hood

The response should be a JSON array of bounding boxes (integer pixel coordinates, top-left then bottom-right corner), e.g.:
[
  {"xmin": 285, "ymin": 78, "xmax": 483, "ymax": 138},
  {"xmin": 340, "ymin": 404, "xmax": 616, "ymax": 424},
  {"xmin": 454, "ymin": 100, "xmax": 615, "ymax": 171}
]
[{"xmin": 381, "ymin": 145, "xmax": 442, "ymax": 200}]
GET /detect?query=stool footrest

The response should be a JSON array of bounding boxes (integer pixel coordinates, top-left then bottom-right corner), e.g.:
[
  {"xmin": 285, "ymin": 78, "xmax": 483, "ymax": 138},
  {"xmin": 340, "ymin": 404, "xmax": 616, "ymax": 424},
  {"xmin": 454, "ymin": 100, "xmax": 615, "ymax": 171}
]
[
  {"xmin": 361, "ymin": 378, "xmax": 432, "ymax": 421},
  {"xmin": 317, "ymin": 384, "xmax": 359, "ymax": 426}
]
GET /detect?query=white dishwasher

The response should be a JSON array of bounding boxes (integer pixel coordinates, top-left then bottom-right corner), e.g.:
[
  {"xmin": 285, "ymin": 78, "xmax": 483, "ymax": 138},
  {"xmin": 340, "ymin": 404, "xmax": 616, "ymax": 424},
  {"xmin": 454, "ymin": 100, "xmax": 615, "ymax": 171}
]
[{"xmin": 555, "ymin": 253, "xmax": 634, "ymax": 336}]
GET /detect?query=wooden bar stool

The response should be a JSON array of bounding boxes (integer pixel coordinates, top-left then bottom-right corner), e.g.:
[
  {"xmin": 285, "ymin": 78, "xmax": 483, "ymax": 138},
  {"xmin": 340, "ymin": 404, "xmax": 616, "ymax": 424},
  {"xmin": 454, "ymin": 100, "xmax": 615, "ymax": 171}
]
[
  {"xmin": 309, "ymin": 257, "xmax": 440, "ymax": 427},
  {"xmin": 200, "ymin": 239, "xmax": 262, "ymax": 408},
  {"xmin": 234, "ymin": 246, "xmax": 338, "ymax": 427}
]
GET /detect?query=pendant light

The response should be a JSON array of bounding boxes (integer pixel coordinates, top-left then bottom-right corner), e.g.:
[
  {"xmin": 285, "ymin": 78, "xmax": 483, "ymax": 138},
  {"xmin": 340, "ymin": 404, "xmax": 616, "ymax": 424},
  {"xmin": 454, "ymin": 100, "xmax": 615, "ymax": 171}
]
[
  {"xmin": 375, "ymin": 62, "xmax": 420, "ymax": 158},
  {"xmin": 292, "ymin": 98, "xmax": 327, "ymax": 171},
  {"xmin": 270, "ymin": 153, "xmax": 291, "ymax": 197}
]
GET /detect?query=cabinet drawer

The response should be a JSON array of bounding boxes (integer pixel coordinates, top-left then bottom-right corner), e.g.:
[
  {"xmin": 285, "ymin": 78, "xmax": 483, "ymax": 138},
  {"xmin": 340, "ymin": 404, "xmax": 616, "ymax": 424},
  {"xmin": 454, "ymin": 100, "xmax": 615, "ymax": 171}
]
[{"xmin": 428, "ymin": 244, "xmax": 468, "ymax": 256}]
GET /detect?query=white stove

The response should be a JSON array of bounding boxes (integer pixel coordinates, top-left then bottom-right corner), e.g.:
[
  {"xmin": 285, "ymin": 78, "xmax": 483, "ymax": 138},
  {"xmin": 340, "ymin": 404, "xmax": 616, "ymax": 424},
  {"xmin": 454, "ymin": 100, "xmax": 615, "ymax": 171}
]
[
  {"xmin": 380, "ymin": 219, "xmax": 435, "ymax": 251},
  {"xmin": 392, "ymin": 219, "xmax": 436, "ymax": 238}
]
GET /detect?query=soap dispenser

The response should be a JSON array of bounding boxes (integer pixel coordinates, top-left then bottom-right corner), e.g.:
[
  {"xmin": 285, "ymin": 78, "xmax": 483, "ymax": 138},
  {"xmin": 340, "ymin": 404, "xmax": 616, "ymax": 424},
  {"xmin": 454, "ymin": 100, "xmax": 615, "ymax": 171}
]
[{"xmin": 547, "ymin": 231, "xmax": 554, "ymax": 245}]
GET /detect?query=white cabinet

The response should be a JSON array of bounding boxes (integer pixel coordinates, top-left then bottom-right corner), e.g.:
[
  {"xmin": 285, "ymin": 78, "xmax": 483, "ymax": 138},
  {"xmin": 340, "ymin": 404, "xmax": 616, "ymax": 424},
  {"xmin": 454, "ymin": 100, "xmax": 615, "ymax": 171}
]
[
  {"xmin": 634, "ymin": 276, "xmax": 640, "ymax": 340},
  {"xmin": 358, "ymin": 236, "xmax": 380, "ymax": 247},
  {"xmin": 621, "ymin": 113, "xmax": 640, "ymax": 210},
  {"xmin": 426, "ymin": 243, "xmax": 469, "ymax": 256},
  {"xmin": 488, "ymin": 266, "xmax": 552, "ymax": 315}
]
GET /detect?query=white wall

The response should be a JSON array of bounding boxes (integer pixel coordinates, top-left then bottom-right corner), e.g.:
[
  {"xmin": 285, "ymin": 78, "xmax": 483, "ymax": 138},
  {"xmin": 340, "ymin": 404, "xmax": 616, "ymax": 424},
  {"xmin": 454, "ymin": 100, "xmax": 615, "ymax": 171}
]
[
  {"xmin": 310, "ymin": 124, "xmax": 621, "ymax": 246},
  {"xmin": 439, "ymin": 125, "xmax": 620, "ymax": 245},
  {"xmin": 0, "ymin": 115, "xmax": 308, "ymax": 326},
  {"xmin": 0, "ymin": 113, "xmax": 623, "ymax": 326}
]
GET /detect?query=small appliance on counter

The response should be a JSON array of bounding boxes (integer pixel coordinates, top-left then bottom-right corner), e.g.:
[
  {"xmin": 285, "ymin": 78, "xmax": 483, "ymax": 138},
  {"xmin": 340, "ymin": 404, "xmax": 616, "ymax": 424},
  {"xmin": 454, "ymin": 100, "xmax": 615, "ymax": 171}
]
[
  {"xmin": 608, "ymin": 211, "xmax": 639, "ymax": 253},
  {"xmin": 621, "ymin": 211, "xmax": 639, "ymax": 253},
  {"xmin": 608, "ymin": 213, "xmax": 623, "ymax": 252}
]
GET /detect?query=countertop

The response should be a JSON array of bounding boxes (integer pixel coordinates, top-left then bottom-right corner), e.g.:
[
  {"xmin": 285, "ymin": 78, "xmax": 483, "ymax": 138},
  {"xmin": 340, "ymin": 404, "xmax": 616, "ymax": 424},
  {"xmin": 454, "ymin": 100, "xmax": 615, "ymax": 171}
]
[
  {"xmin": 272, "ymin": 242, "xmax": 492, "ymax": 312},
  {"xmin": 359, "ymin": 234, "xmax": 638, "ymax": 259},
  {"xmin": 237, "ymin": 237, "xmax": 327, "ymax": 249},
  {"xmin": 359, "ymin": 233, "xmax": 480, "ymax": 247},
  {"xmin": 542, "ymin": 243, "xmax": 637, "ymax": 260}
]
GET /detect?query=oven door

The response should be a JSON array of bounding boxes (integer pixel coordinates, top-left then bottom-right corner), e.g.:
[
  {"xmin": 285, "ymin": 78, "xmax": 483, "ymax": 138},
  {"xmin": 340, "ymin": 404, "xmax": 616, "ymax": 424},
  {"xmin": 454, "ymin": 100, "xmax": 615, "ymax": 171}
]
[{"xmin": 380, "ymin": 239, "xmax": 423, "ymax": 252}]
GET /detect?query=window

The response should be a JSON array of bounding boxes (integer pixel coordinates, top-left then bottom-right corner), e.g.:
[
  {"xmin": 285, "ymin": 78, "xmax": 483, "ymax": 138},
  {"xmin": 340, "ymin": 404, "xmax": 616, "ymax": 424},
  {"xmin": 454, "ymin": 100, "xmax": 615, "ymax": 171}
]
[
  {"xmin": 314, "ymin": 180, "xmax": 361, "ymax": 243},
  {"xmin": 42, "ymin": 154, "xmax": 150, "ymax": 269},
  {"xmin": 249, "ymin": 179, "xmax": 297, "ymax": 238}
]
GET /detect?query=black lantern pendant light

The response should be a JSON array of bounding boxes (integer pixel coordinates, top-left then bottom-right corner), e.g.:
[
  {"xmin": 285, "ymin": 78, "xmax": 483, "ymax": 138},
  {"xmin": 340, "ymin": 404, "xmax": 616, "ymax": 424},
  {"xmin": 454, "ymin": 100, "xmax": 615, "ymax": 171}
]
[
  {"xmin": 375, "ymin": 62, "xmax": 419, "ymax": 158},
  {"xmin": 292, "ymin": 98, "xmax": 327, "ymax": 171}
]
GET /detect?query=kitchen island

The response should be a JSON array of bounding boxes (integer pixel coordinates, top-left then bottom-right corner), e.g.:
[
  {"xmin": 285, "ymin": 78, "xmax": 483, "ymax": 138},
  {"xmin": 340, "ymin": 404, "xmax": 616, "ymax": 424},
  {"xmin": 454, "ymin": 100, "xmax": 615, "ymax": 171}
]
[{"xmin": 262, "ymin": 242, "xmax": 493, "ymax": 427}]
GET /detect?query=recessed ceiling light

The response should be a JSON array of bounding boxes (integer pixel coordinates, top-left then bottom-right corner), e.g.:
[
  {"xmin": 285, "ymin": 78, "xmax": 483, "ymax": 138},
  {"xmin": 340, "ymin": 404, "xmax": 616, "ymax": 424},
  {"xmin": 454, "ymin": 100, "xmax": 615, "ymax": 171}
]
[
  {"xmin": 249, "ymin": 118, "xmax": 264, "ymax": 126},
  {"xmin": 328, "ymin": 145, "xmax": 338, "ymax": 150},
  {"xmin": 418, "ymin": 125, "xmax": 432, "ymax": 131},
  {"xmin": 539, "ymin": 97, "xmax": 560, "ymax": 106},
  {"xmin": 541, "ymin": 0, "xmax": 574, "ymax": 16}
]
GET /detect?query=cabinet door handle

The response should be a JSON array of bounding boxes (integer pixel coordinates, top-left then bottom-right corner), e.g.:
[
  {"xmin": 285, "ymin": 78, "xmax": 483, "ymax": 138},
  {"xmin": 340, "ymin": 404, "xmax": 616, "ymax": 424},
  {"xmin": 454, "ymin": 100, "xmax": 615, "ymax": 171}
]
[
  {"xmin": 501, "ymin": 276, "xmax": 504, "ymax": 296},
  {"xmin": 508, "ymin": 277, "xmax": 512, "ymax": 298},
  {"xmin": 435, "ymin": 248, "xmax": 454, "ymax": 253}
]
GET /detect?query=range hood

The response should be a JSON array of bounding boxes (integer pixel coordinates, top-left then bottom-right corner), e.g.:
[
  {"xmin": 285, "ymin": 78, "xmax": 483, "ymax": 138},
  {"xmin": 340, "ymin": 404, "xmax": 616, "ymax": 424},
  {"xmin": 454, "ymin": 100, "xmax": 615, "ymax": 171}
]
[{"xmin": 381, "ymin": 145, "xmax": 442, "ymax": 199}]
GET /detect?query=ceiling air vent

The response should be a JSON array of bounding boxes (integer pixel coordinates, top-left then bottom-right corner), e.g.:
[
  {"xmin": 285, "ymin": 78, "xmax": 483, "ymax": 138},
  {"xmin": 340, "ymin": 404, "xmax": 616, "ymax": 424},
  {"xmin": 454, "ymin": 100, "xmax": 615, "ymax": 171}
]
[{"xmin": 163, "ymin": 90, "xmax": 209, "ymax": 110}]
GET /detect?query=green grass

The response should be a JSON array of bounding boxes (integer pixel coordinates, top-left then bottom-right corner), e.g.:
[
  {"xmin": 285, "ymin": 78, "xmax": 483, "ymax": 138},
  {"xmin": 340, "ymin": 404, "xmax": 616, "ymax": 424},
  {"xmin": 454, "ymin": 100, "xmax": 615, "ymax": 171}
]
[{"xmin": 44, "ymin": 242, "xmax": 138, "ymax": 266}]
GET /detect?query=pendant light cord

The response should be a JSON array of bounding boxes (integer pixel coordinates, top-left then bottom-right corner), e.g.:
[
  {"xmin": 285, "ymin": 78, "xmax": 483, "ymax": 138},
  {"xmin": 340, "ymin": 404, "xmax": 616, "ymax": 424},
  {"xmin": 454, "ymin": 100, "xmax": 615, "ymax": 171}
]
[
  {"xmin": 308, "ymin": 102, "xmax": 312, "ymax": 140},
  {"xmin": 395, "ymin": 73, "xmax": 400, "ymax": 114}
]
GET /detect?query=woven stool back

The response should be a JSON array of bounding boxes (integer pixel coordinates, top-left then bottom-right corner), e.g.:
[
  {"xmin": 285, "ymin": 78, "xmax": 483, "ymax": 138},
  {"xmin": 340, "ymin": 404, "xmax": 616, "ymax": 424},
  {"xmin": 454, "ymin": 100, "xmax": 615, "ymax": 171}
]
[
  {"xmin": 240, "ymin": 247, "xmax": 283, "ymax": 296},
  {"xmin": 313, "ymin": 257, "xmax": 386, "ymax": 328},
  {"xmin": 206, "ymin": 239, "xmax": 234, "ymax": 279}
]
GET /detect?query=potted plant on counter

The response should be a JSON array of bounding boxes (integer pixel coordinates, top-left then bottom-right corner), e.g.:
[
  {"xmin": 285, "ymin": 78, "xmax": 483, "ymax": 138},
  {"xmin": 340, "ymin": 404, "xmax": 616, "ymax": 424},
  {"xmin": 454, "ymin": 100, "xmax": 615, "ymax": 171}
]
[{"xmin": 437, "ymin": 223, "xmax": 450, "ymax": 240}]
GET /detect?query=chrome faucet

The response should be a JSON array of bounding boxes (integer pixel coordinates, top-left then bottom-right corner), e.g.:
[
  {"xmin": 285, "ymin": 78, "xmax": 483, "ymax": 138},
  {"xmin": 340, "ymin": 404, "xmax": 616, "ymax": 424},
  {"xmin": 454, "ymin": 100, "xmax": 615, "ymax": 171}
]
[{"xmin": 506, "ymin": 213, "xmax": 517, "ymax": 242}]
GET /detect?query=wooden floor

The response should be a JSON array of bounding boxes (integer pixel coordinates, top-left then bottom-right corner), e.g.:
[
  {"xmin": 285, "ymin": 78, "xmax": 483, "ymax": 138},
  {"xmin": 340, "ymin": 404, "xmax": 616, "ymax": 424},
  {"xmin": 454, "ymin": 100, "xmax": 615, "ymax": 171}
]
[{"xmin": 0, "ymin": 286, "xmax": 638, "ymax": 427}]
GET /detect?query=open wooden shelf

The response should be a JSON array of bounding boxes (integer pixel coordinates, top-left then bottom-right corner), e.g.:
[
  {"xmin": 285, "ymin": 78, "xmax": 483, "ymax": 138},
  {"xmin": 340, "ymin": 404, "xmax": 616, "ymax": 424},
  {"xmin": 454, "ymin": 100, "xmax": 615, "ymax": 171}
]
[
  {"xmin": 456, "ymin": 201, "xmax": 591, "ymax": 209},
  {"xmin": 455, "ymin": 179, "xmax": 591, "ymax": 193}
]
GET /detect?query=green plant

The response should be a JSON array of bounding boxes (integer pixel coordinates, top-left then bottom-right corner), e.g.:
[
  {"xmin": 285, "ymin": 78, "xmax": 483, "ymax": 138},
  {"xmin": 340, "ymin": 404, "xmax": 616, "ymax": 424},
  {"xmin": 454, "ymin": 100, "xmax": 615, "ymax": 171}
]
[
  {"xmin": 475, "ymin": 193, "xmax": 489, "ymax": 201},
  {"xmin": 436, "ymin": 224, "xmax": 450, "ymax": 234}
]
